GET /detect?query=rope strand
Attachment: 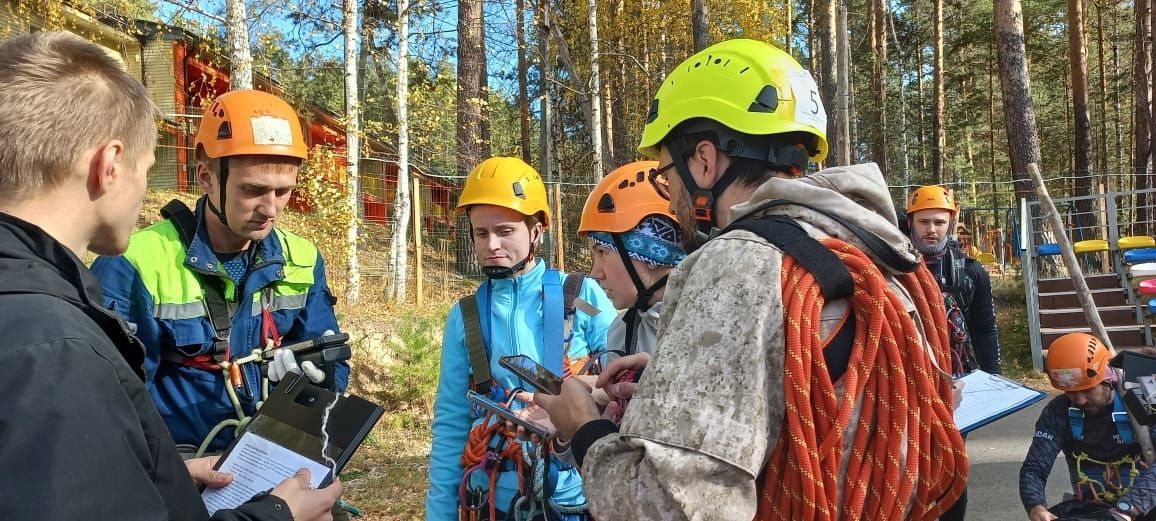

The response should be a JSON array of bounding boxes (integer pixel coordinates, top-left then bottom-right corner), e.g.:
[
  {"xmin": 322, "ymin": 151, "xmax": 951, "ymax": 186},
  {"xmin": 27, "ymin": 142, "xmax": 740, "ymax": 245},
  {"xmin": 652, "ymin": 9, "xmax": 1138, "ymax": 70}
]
[{"xmin": 757, "ymin": 238, "xmax": 968, "ymax": 520}]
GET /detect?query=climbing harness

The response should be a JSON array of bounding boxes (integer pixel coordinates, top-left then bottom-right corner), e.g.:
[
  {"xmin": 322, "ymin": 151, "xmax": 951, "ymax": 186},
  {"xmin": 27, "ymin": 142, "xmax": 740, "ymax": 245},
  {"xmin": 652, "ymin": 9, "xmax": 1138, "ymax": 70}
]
[
  {"xmin": 456, "ymin": 269, "xmax": 596, "ymax": 520},
  {"xmin": 161, "ymin": 199, "xmax": 284, "ymax": 456},
  {"xmin": 1068, "ymin": 392, "xmax": 1150, "ymax": 503}
]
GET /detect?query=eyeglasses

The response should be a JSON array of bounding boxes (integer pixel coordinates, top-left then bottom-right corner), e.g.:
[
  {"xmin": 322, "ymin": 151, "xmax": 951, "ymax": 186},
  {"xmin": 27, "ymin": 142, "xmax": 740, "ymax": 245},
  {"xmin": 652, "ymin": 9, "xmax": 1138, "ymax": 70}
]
[{"xmin": 648, "ymin": 162, "xmax": 675, "ymax": 201}]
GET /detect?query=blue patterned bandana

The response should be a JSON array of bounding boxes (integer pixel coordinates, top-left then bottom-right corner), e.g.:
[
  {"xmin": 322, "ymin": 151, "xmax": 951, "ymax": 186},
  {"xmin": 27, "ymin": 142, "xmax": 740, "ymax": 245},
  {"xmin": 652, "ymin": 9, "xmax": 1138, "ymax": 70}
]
[{"xmin": 589, "ymin": 215, "xmax": 687, "ymax": 268}]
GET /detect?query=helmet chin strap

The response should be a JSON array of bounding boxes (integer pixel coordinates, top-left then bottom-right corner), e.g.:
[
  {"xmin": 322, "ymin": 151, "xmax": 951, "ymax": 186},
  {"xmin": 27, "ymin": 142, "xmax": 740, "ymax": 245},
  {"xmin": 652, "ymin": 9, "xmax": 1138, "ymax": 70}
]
[
  {"xmin": 666, "ymin": 139, "xmax": 762, "ymax": 253},
  {"xmin": 206, "ymin": 159, "xmax": 230, "ymax": 227},
  {"xmin": 611, "ymin": 233, "xmax": 668, "ymax": 353},
  {"xmin": 481, "ymin": 228, "xmax": 541, "ymax": 280}
]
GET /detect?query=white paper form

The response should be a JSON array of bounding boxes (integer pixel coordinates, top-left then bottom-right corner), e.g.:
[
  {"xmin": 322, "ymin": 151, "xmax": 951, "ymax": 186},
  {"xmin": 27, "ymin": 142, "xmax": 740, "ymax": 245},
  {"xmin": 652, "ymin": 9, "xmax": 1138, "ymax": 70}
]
[
  {"xmin": 953, "ymin": 370, "xmax": 1046, "ymax": 433},
  {"xmin": 202, "ymin": 431, "xmax": 331, "ymax": 515}
]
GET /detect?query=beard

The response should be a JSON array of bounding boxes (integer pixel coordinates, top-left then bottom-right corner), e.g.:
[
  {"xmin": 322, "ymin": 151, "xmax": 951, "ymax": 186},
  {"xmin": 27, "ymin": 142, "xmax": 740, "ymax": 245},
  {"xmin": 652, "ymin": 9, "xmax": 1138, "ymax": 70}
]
[{"xmin": 673, "ymin": 197, "xmax": 708, "ymax": 253}]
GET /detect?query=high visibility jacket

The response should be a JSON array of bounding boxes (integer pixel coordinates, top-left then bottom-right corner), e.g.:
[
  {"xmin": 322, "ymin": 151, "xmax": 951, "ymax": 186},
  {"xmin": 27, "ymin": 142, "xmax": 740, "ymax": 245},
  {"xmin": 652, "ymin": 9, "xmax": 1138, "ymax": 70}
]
[{"xmin": 91, "ymin": 198, "xmax": 345, "ymax": 451}]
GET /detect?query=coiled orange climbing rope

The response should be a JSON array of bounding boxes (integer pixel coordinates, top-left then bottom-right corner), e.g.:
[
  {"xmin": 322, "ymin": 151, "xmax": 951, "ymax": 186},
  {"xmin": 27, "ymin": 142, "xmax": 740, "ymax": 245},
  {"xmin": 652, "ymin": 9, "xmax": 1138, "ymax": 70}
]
[
  {"xmin": 459, "ymin": 415, "xmax": 526, "ymax": 521},
  {"xmin": 757, "ymin": 237, "xmax": 968, "ymax": 521}
]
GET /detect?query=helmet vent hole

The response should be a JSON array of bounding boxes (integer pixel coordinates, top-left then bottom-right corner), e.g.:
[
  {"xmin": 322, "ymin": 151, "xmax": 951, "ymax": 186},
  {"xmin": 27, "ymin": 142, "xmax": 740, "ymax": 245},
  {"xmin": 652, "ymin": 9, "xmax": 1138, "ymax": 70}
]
[
  {"xmin": 714, "ymin": 58, "xmax": 722, "ymax": 65},
  {"xmin": 216, "ymin": 121, "xmax": 232, "ymax": 139},
  {"xmin": 597, "ymin": 193, "xmax": 616, "ymax": 213},
  {"xmin": 512, "ymin": 181, "xmax": 526, "ymax": 200},
  {"xmin": 748, "ymin": 85, "xmax": 779, "ymax": 113},
  {"xmin": 739, "ymin": 67, "xmax": 749, "ymax": 74},
  {"xmin": 694, "ymin": 61, "xmax": 701, "ymax": 68},
  {"xmin": 617, "ymin": 179, "xmax": 630, "ymax": 189},
  {"xmin": 635, "ymin": 171, "xmax": 645, "ymax": 183}
]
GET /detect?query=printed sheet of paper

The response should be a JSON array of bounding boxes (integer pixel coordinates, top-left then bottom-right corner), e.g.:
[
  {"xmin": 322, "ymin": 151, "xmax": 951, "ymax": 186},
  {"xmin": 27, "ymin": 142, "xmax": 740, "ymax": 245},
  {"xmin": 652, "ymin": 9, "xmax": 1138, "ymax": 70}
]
[
  {"xmin": 202, "ymin": 431, "xmax": 331, "ymax": 515},
  {"xmin": 953, "ymin": 370, "xmax": 1046, "ymax": 433}
]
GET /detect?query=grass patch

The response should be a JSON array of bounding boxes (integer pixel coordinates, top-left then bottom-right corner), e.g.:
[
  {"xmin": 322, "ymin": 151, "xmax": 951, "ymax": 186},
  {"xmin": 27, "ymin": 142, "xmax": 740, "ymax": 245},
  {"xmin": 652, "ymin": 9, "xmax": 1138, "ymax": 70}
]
[
  {"xmin": 338, "ymin": 304, "xmax": 450, "ymax": 520},
  {"xmin": 991, "ymin": 275, "xmax": 1051, "ymax": 388}
]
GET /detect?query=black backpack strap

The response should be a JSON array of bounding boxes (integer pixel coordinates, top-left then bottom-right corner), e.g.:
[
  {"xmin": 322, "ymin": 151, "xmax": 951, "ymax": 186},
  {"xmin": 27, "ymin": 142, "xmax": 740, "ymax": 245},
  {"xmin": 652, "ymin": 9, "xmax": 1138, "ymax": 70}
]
[
  {"xmin": 726, "ymin": 216, "xmax": 854, "ymax": 302},
  {"xmin": 160, "ymin": 199, "xmax": 231, "ymax": 361},
  {"xmin": 724, "ymin": 215, "xmax": 856, "ymax": 382},
  {"xmin": 459, "ymin": 294, "xmax": 492, "ymax": 394},
  {"xmin": 744, "ymin": 200, "xmax": 921, "ymax": 273}
]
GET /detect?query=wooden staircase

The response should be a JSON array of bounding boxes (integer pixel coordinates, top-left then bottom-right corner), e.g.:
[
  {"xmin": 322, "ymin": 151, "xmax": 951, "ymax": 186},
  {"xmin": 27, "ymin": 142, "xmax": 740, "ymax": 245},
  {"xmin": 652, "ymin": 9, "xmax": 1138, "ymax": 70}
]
[{"xmin": 1036, "ymin": 273, "xmax": 1150, "ymax": 355}]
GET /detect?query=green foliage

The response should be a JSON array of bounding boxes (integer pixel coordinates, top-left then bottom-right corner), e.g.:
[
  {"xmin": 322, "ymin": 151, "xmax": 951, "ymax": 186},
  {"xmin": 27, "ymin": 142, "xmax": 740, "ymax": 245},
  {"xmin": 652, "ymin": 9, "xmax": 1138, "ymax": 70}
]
[
  {"xmin": 293, "ymin": 146, "xmax": 355, "ymax": 286},
  {"xmin": 992, "ymin": 276, "xmax": 1036, "ymax": 378},
  {"xmin": 351, "ymin": 307, "xmax": 447, "ymax": 431}
]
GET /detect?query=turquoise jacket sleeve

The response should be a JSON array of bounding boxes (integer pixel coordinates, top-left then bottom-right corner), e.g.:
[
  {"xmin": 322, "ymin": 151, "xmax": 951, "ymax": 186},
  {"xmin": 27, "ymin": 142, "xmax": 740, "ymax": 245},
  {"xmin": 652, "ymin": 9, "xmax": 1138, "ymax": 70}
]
[
  {"xmin": 576, "ymin": 276, "xmax": 616, "ymax": 353},
  {"xmin": 426, "ymin": 303, "xmax": 472, "ymax": 521}
]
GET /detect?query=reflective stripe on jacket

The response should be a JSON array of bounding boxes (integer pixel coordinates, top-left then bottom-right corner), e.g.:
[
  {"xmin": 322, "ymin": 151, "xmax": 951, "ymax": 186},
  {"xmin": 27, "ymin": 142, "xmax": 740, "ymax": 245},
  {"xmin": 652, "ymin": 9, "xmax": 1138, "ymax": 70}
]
[{"xmin": 91, "ymin": 198, "xmax": 345, "ymax": 451}]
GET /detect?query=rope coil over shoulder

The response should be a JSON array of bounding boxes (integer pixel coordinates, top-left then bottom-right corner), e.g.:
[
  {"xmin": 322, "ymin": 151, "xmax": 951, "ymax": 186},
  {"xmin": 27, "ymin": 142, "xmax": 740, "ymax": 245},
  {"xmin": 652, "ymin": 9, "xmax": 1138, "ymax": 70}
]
[{"xmin": 725, "ymin": 211, "xmax": 967, "ymax": 521}]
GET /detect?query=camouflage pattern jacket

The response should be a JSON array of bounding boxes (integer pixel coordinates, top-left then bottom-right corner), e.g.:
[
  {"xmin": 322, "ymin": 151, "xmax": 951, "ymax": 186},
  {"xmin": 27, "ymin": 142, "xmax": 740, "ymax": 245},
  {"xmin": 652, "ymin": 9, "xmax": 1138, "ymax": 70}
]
[{"xmin": 581, "ymin": 163, "xmax": 949, "ymax": 520}]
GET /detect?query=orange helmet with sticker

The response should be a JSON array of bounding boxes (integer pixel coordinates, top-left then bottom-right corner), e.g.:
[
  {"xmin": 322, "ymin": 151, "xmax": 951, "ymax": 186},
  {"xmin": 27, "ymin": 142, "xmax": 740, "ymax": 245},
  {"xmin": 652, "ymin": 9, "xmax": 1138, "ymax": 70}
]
[
  {"xmin": 195, "ymin": 90, "xmax": 307, "ymax": 161},
  {"xmin": 1045, "ymin": 333, "xmax": 1114, "ymax": 392}
]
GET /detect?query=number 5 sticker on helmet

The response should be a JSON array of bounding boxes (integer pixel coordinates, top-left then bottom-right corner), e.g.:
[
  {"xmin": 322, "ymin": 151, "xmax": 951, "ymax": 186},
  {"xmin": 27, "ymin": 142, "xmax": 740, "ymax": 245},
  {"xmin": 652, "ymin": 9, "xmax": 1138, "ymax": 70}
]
[{"xmin": 788, "ymin": 69, "xmax": 827, "ymax": 132}]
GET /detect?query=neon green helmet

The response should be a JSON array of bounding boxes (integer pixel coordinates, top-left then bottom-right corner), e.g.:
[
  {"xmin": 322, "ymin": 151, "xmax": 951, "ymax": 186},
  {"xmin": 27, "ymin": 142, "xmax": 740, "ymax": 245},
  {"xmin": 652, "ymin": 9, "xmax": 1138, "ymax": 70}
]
[{"xmin": 637, "ymin": 39, "xmax": 829, "ymax": 166}]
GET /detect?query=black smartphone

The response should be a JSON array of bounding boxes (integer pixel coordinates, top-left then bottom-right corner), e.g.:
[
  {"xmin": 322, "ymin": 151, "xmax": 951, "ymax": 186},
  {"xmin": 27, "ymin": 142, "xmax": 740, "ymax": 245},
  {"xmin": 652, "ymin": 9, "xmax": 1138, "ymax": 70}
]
[
  {"xmin": 499, "ymin": 354, "xmax": 565, "ymax": 395},
  {"xmin": 465, "ymin": 390, "xmax": 552, "ymax": 439},
  {"xmin": 260, "ymin": 333, "xmax": 352, "ymax": 380}
]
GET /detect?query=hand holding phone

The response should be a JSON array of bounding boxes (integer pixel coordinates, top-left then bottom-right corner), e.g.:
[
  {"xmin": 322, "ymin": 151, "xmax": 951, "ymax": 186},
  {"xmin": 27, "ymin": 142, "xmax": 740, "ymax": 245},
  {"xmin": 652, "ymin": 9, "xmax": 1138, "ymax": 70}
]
[{"xmin": 466, "ymin": 390, "xmax": 553, "ymax": 439}]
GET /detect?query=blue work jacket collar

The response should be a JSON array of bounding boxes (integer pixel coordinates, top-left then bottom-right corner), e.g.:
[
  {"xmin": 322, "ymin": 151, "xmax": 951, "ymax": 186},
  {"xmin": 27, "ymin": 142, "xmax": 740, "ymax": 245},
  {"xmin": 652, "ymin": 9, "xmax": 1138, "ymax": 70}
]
[{"xmin": 182, "ymin": 197, "xmax": 286, "ymax": 289}]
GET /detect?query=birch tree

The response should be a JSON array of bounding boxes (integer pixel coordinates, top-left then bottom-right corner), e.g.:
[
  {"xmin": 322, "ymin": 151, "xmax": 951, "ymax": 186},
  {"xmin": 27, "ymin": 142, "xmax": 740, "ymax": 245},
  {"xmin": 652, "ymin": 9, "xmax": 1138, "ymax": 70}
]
[
  {"xmin": 226, "ymin": 0, "xmax": 253, "ymax": 89},
  {"xmin": 343, "ymin": 0, "xmax": 361, "ymax": 303},
  {"xmin": 589, "ymin": 0, "xmax": 605, "ymax": 177},
  {"xmin": 390, "ymin": 0, "xmax": 413, "ymax": 302}
]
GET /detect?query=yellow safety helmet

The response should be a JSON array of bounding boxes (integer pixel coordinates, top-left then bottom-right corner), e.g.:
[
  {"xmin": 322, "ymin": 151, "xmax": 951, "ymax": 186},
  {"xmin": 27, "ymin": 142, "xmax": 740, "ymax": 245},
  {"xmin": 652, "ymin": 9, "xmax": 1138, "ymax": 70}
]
[
  {"xmin": 637, "ymin": 39, "xmax": 828, "ymax": 165},
  {"xmin": 456, "ymin": 157, "xmax": 551, "ymax": 226},
  {"xmin": 906, "ymin": 186, "xmax": 958, "ymax": 216}
]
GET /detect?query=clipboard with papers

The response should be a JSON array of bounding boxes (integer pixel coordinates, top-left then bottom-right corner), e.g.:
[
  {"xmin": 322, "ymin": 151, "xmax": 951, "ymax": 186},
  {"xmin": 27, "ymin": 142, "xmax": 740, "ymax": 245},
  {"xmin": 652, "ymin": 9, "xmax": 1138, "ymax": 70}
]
[
  {"xmin": 953, "ymin": 370, "xmax": 1047, "ymax": 434},
  {"xmin": 201, "ymin": 373, "xmax": 384, "ymax": 515}
]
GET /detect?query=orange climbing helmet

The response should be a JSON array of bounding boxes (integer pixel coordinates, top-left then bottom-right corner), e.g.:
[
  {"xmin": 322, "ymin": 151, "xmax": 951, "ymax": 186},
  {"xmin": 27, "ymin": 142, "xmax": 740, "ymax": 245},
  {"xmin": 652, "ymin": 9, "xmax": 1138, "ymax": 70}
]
[
  {"xmin": 457, "ymin": 156, "xmax": 551, "ymax": 226},
  {"xmin": 578, "ymin": 161, "xmax": 677, "ymax": 235},
  {"xmin": 906, "ymin": 185, "xmax": 958, "ymax": 216},
  {"xmin": 1045, "ymin": 332, "xmax": 1114, "ymax": 391},
  {"xmin": 195, "ymin": 89, "xmax": 308, "ymax": 161}
]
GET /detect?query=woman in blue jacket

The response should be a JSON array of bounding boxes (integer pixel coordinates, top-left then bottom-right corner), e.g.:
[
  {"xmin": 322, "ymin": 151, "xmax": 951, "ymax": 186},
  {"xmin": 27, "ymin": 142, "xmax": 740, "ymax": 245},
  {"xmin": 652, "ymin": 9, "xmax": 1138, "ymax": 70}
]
[{"xmin": 425, "ymin": 157, "xmax": 615, "ymax": 521}]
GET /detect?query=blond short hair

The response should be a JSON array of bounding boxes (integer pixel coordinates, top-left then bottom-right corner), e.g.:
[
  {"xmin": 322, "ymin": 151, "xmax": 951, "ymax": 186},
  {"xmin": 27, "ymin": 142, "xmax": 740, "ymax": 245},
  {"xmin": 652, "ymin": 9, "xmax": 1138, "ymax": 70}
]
[{"xmin": 0, "ymin": 31, "xmax": 159, "ymax": 200}]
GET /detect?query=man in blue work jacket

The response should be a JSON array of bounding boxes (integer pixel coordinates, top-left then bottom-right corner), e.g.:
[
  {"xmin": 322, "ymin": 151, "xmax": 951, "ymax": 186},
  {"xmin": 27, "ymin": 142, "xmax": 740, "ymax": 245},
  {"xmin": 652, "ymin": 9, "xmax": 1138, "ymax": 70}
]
[{"xmin": 92, "ymin": 89, "xmax": 348, "ymax": 456}]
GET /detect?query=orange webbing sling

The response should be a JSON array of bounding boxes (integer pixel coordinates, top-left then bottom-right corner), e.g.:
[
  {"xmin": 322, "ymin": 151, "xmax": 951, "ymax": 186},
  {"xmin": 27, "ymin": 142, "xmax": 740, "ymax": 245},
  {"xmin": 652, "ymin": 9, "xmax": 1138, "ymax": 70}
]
[{"xmin": 756, "ymin": 237, "xmax": 967, "ymax": 520}]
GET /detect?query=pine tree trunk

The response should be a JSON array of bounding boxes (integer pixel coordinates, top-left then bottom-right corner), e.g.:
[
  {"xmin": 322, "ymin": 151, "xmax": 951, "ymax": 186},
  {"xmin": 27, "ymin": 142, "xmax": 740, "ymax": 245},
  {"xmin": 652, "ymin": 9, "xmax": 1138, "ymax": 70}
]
[
  {"xmin": 1070, "ymin": 0, "xmax": 1096, "ymax": 222},
  {"xmin": 819, "ymin": 0, "xmax": 842, "ymax": 165},
  {"xmin": 1138, "ymin": 0, "xmax": 1153, "ymax": 234},
  {"xmin": 871, "ymin": 0, "xmax": 890, "ymax": 174},
  {"xmin": 995, "ymin": 0, "xmax": 1044, "ymax": 202},
  {"xmin": 933, "ymin": 0, "xmax": 947, "ymax": 183},
  {"xmin": 455, "ymin": 0, "xmax": 488, "ymax": 273},
  {"xmin": 1096, "ymin": 0, "xmax": 1110, "ymax": 180},
  {"xmin": 517, "ymin": 0, "xmax": 531, "ymax": 162},
  {"xmin": 692, "ymin": 0, "xmax": 708, "ymax": 52}
]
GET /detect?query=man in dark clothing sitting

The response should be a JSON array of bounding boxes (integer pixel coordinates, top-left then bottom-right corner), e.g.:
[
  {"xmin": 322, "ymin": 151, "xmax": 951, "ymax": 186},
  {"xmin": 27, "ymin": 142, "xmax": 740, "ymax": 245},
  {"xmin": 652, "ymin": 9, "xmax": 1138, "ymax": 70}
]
[{"xmin": 1021, "ymin": 333, "xmax": 1156, "ymax": 521}]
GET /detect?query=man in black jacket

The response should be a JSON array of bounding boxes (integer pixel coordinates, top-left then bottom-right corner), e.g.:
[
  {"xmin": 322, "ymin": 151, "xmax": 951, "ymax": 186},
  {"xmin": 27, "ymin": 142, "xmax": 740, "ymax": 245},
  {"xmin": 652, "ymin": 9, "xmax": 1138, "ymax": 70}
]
[
  {"xmin": 905, "ymin": 185, "xmax": 1002, "ymax": 521},
  {"xmin": 0, "ymin": 31, "xmax": 342, "ymax": 520},
  {"xmin": 906, "ymin": 186, "xmax": 1002, "ymax": 376}
]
